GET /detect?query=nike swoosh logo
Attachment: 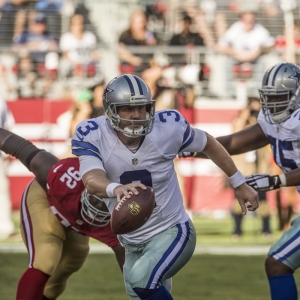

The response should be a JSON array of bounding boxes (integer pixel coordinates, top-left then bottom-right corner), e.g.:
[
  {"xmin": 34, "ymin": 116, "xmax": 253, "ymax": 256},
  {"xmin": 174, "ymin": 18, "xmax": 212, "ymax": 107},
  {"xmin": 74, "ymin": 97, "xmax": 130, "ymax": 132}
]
[{"xmin": 53, "ymin": 164, "xmax": 63, "ymax": 173}]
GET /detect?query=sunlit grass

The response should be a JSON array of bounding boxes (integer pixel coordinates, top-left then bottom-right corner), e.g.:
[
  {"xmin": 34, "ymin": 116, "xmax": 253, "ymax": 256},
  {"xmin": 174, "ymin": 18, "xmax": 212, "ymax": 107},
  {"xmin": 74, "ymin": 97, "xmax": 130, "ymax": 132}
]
[
  {"xmin": 1, "ymin": 210, "xmax": 295, "ymax": 299},
  {"xmin": 8, "ymin": 210, "xmax": 285, "ymax": 247}
]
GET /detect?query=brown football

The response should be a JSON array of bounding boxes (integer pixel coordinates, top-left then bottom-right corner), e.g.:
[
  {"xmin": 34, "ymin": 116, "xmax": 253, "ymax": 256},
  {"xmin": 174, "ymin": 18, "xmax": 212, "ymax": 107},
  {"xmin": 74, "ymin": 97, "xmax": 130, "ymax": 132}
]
[{"xmin": 110, "ymin": 186, "xmax": 155, "ymax": 235}]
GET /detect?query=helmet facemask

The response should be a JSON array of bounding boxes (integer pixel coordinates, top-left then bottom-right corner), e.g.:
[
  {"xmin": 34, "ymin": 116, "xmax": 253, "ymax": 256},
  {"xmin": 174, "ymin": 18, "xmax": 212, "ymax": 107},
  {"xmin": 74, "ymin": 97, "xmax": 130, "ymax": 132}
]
[
  {"xmin": 106, "ymin": 97, "xmax": 155, "ymax": 138},
  {"xmin": 80, "ymin": 190, "xmax": 110, "ymax": 227},
  {"xmin": 259, "ymin": 87, "xmax": 299, "ymax": 124},
  {"xmin": 259, "ymin": 62, "xmax": 300, "ymax": 124}
]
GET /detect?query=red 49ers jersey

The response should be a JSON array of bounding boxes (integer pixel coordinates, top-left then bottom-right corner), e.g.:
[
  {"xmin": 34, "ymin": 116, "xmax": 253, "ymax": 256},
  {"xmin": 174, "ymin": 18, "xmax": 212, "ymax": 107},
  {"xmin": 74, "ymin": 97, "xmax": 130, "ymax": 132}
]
[{"xmin": 46, "ymin": 157, "xmax": 119, "ymax": 248}]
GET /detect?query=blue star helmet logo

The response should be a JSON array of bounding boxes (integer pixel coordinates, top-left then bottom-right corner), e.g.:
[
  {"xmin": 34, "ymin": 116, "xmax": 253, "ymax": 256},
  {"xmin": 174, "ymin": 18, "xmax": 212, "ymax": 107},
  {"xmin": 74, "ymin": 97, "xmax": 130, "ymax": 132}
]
[
  {"xmin": 288, "ymin": 67, "xmax": 300, "ymax": 86},
  {"xmin": 103, "ymin": 87, "xmax": 114, "ymax": 102}
]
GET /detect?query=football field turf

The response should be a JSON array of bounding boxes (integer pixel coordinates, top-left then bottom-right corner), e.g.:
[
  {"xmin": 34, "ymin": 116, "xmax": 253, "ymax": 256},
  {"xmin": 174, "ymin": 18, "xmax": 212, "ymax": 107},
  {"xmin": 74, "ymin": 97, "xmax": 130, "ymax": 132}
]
[
  {"xmin": 2, "ymin": 252, "xmax": 300, "ymax": 299},
  {"xmin": 1, "ymin": 213, "xmax": 297, "ymax": 299}
]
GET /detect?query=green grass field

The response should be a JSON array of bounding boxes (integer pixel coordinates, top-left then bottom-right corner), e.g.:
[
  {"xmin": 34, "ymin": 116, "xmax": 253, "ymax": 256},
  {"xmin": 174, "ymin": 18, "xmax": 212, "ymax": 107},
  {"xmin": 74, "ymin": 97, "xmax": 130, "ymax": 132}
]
[
  {"xmin": 3, "ymin": 253, "xmax": 300, "ymax": 300},
  {"xmin": 0, "ymin": 212, "xmax": 296, "ymax": 299}
]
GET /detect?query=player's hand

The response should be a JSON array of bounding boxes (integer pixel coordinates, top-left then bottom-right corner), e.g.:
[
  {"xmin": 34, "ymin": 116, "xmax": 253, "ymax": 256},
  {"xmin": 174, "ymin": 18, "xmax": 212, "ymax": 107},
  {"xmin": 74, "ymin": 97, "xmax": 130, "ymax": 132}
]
[
  {"xmin": 245, "ymin": 174, "xmax": 281, "ymax": 191},
  {"xmin": 178, "ymin": 151, "xmax": 197, "ymax": 158},
  {"xmin": 235, "ymin": 183, "xmax": 259, "ymax": 215},
  {"xmin": 114, "ymin": 183, "xmax": 147, "ymax": 202}
]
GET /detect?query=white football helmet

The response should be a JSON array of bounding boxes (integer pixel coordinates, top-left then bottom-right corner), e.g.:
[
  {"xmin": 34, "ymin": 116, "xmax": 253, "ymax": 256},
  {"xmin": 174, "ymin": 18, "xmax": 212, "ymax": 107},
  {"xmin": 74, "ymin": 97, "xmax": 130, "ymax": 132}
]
[
  {"xmin": 259, "ymin": 62, "xmax": 300, "ymax": 124},
  {"xmin": 80, "ymin": 190, "xmax": 110, "ymax": 227},
  {"xmin": 102, "ymin": 74, "xmax": 155, "ymax": 138}
]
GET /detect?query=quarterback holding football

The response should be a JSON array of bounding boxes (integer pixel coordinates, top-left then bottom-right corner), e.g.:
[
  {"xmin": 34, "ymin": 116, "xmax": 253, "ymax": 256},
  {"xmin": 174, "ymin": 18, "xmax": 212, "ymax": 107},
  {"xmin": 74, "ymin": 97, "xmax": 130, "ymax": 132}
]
[{"xmin": 72, "ymin": 74, "xmax": 258, "ymax": 300}]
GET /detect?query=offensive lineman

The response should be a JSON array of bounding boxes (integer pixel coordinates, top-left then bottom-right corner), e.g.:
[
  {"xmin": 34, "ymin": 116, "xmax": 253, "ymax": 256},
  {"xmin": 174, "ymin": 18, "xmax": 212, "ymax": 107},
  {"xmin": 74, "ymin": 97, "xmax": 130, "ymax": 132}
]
[
  {"xmin": 0, "ymin": 128, "xmax": 125, "ymax": 300},
  {"xmin": 71, "ymin": 74, "xmax": 259, "ymax": 300},
  {"xmin": 181, "ymin": 62, "xmax": 300, "ymax": 300}
]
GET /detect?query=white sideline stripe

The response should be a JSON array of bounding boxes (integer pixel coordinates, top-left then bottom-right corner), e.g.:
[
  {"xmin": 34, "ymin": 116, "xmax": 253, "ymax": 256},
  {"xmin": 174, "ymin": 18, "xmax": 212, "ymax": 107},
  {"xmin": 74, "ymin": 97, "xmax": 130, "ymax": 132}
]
[
  {"xmin": 12, "ymin": 124, "xmax": 69, "ymax": 140},
  {"xmin": 0, "ymin": 244, "xmax": 269, "ymax": 255}
]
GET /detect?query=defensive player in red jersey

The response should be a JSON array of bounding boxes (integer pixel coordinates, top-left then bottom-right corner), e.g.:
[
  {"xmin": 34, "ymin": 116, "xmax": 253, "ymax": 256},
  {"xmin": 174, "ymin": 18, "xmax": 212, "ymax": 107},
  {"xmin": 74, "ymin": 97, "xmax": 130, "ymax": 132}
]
[{"xmin": 0, "ymin": 128, "xmax": 125, "ymax": 300}]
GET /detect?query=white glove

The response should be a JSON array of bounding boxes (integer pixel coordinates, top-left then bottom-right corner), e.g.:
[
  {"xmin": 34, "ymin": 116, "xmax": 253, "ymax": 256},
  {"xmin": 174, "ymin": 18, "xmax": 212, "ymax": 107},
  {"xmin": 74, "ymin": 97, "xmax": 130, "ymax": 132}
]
[
  {"xmin": 245, "ymin": 174, "xmax": 284, "ymax": 191},
  {"xmin": 178, "ymin": 151, "xmax": 197, "ymax": 158}
]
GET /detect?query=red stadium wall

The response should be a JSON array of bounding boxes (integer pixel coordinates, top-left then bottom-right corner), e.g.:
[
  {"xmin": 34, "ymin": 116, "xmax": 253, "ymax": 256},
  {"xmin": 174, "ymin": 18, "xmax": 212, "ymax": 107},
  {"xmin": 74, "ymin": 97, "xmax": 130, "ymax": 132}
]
[
  {"xmin": 7, "ymin": 99, "xmax": 74, "ymax": 210},
  {"xmin": 6, "ymin": 99, "xmax": 300, "ymax": 213}
]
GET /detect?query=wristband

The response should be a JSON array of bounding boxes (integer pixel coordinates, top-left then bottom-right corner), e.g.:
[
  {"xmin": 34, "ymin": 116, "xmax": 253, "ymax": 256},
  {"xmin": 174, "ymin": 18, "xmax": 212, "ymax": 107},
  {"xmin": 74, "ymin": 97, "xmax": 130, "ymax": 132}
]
[
  {"xmin": 229, "ymin": 171, "xmax": 246, "ymax": 189},
  {"xmin": 278, "ymin": 174, "xmax": 287, "ymax": 187},
  {"xmin": 106, "ymin": 182, "xmax": 122, "ymax": 197}
]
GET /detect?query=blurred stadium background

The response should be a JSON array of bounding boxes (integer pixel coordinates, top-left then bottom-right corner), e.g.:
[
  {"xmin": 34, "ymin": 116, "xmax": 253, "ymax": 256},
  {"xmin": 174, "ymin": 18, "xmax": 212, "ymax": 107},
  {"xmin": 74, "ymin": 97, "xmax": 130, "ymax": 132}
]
[
  {"xmin": 2, "ymin": 0, "xmax": 300, "ymax": 215},
  {"xmin": 1, "ymin": 0, "xmax": 300, "ymax": 298}
]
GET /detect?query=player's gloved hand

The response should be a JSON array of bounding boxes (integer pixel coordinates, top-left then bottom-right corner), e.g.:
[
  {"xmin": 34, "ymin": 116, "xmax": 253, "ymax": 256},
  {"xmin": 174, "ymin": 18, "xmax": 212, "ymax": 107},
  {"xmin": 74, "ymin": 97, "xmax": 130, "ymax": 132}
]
[
  {"xmin": 245, "ymin": 174, "xmax": 284, "ymax": 191},
  {"xmin": 178, "ymin": 151, "xmax": 197, "ymax": 158}
]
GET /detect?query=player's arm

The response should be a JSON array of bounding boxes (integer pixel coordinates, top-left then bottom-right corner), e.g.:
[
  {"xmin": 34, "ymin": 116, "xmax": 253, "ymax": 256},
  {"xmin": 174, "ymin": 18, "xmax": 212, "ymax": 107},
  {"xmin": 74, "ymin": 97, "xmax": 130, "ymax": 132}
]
[
  {"xmin": 216, "ymin": 123, "xmax": 269, "ymax": 155},
  {"xmin": 180, "ymin": 123, "xmax": 269, "ymax": 159},
  {"xmin": 80, "ymin": 160, "xmax": 146, "ymax": 202},
  {"xmin": 0, "ymin": 128, "xmax": 58, "ymax": 190},
  {"xmin": 201, "ymin": 133, "xmax": 259, "ymax": 215}
]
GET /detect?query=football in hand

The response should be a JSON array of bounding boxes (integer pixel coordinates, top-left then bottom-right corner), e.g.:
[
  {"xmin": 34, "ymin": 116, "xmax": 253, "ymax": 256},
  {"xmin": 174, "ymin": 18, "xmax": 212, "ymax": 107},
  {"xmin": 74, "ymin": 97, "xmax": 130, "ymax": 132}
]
[{"xmin": 110, "ymin": 186, "xmax": 155, "ymax": 235}]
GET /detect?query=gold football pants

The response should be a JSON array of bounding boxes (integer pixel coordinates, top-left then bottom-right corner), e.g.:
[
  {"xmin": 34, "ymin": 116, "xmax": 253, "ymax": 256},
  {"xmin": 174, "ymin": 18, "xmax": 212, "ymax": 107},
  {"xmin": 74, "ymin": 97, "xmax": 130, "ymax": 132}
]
[{"xmin": 20, "ymin": 180, "xmax": 90, "ymax": 299}]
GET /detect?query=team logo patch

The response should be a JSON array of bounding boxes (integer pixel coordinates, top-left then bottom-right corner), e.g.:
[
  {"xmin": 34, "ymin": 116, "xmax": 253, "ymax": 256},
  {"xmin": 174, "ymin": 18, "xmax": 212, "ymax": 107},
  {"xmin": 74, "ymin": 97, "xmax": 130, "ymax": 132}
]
[
  {"xmin": 289, "ymin": 68, "xmax": 300, "ymax": 85},
  {"xmin": 76, "ymin": 219, "xmax": 84, "ymax": 225},
  {"xmin": 127, "ymin": 201, "xmax": 141, "ymax": 215},
  {"xmin": 103, "ymin": 87, "xmax": 114, "ymax": 101},
  {"xmin": 132, "ymin": 158, "xmax": 138, "ymax": 165}
]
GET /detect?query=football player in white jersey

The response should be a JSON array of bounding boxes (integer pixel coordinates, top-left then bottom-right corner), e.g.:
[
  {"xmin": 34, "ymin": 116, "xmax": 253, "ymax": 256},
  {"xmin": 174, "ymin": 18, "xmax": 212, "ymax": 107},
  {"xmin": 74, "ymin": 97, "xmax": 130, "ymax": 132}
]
[
  {"xmin": 71, "ymin": 74, "xmax": 258, "ymax": 300},
  {"xmin": 180, "ymin": 62, "xmax": 300, "ymax": 300}
]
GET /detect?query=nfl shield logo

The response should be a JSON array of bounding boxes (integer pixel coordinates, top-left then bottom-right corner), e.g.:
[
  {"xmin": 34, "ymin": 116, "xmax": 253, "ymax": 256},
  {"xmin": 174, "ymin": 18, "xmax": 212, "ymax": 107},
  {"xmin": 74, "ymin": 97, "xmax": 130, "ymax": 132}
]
[
  {"xmin": 127, "ymin": 201, "xmax": 141, "ymax": 215},
  {"xmin": 132, "ymin": 158, "xmax": 138, "ymax": 165},
  {"xmin": 76, "ymin": 219, "xmax": 84, "ymax": 225}
]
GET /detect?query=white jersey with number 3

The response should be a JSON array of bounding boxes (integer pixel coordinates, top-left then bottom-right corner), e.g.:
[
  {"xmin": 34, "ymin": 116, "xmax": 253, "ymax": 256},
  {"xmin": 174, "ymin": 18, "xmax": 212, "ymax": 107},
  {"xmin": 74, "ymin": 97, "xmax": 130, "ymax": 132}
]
[
  {"xmin": 72, "ymin": 109, "xmax": 207, "ymax": 243},
  {"xmin": 258, "ymin": 109, "xmax": 300, "ymax": 192}
]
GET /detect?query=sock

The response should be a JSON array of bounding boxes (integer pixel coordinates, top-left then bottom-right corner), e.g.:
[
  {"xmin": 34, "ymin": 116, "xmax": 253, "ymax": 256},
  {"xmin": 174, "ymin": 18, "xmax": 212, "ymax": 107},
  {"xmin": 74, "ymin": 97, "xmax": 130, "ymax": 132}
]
[
  {"xmin": 268, "ymin": 274, "xmax": 298, "ymax": 300},
  {"xmin": 16, "ymin": 268, "xmax": 49, "ymax": 300},
  {"xmin": 133, "ymin": 286, "xmax": 173, "ymax": 300}
]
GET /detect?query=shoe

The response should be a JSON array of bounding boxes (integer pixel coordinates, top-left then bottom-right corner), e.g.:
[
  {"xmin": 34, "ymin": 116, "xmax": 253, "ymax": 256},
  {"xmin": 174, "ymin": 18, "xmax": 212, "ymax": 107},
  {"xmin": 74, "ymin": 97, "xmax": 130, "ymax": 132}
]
[
  {"xmin": 231, "ymin": 234, "xmax": 241, "ymax": 241},
  {"xmin": 262, "ymin": 233, "xmax": 272, "ymax": 240}
]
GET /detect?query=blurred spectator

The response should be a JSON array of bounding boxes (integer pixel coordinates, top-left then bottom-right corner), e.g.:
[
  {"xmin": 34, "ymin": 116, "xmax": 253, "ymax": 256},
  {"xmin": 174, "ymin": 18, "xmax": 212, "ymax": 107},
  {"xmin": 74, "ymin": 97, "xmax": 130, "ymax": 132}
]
[
  {"xmin": 275, "ymin": 19, "xmax": 300, "ymax": 66},
  {"xmin": 13, "ymin": 12, "xmax": 59, "ymax": 98},
  {"xmin": 217, "ymin": 10, "xmax": 274, "ymax": 98},
  {"xmin": 168, "ymin": 13, "xmax": 209, "ymax": 119},
  {"xmin": 15, "ymin": 56, "xmax": 38, "ymax": 98},
  {"xmin": 144, "ymin": 2, "xmax": 168, "ymax": 43},
  {"xmin": 228, "ymin": 97, "xmax": 272, "ymax": 238},
  {"xmin": 13, "ymin": 13, "xmax": 58, "ymax": 64},
  {"xmin": 168, "ymin": 13, "xmax": 207, "ymax": 76},
  {"xmin": 35, "ymin": 0, "xmax": 63, "ymax": 42},
  {"xmin": 118, "ymin": 10, "xmax": 163, "ymax": 97},
  {"xmin": 176, "ymin": 1, "xmax": 216, "ymax": 47},
  {"xmin": 0, "ymin": 0, "xmax": 37, "ymax": 47},
  {"xmin": 169, "ymin": 14, "xmax": 205, "ymax": 56},
  {"xmin": 0, "ymin": 96, "xmax": 16, "ymax": 240},
  {"xmin": 200, "ymin": 0, "xmax": 228, "ymax": 41},
  {"xmin": 59, "ymin": 13, "xmax": 100, "ymax": 79}
]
